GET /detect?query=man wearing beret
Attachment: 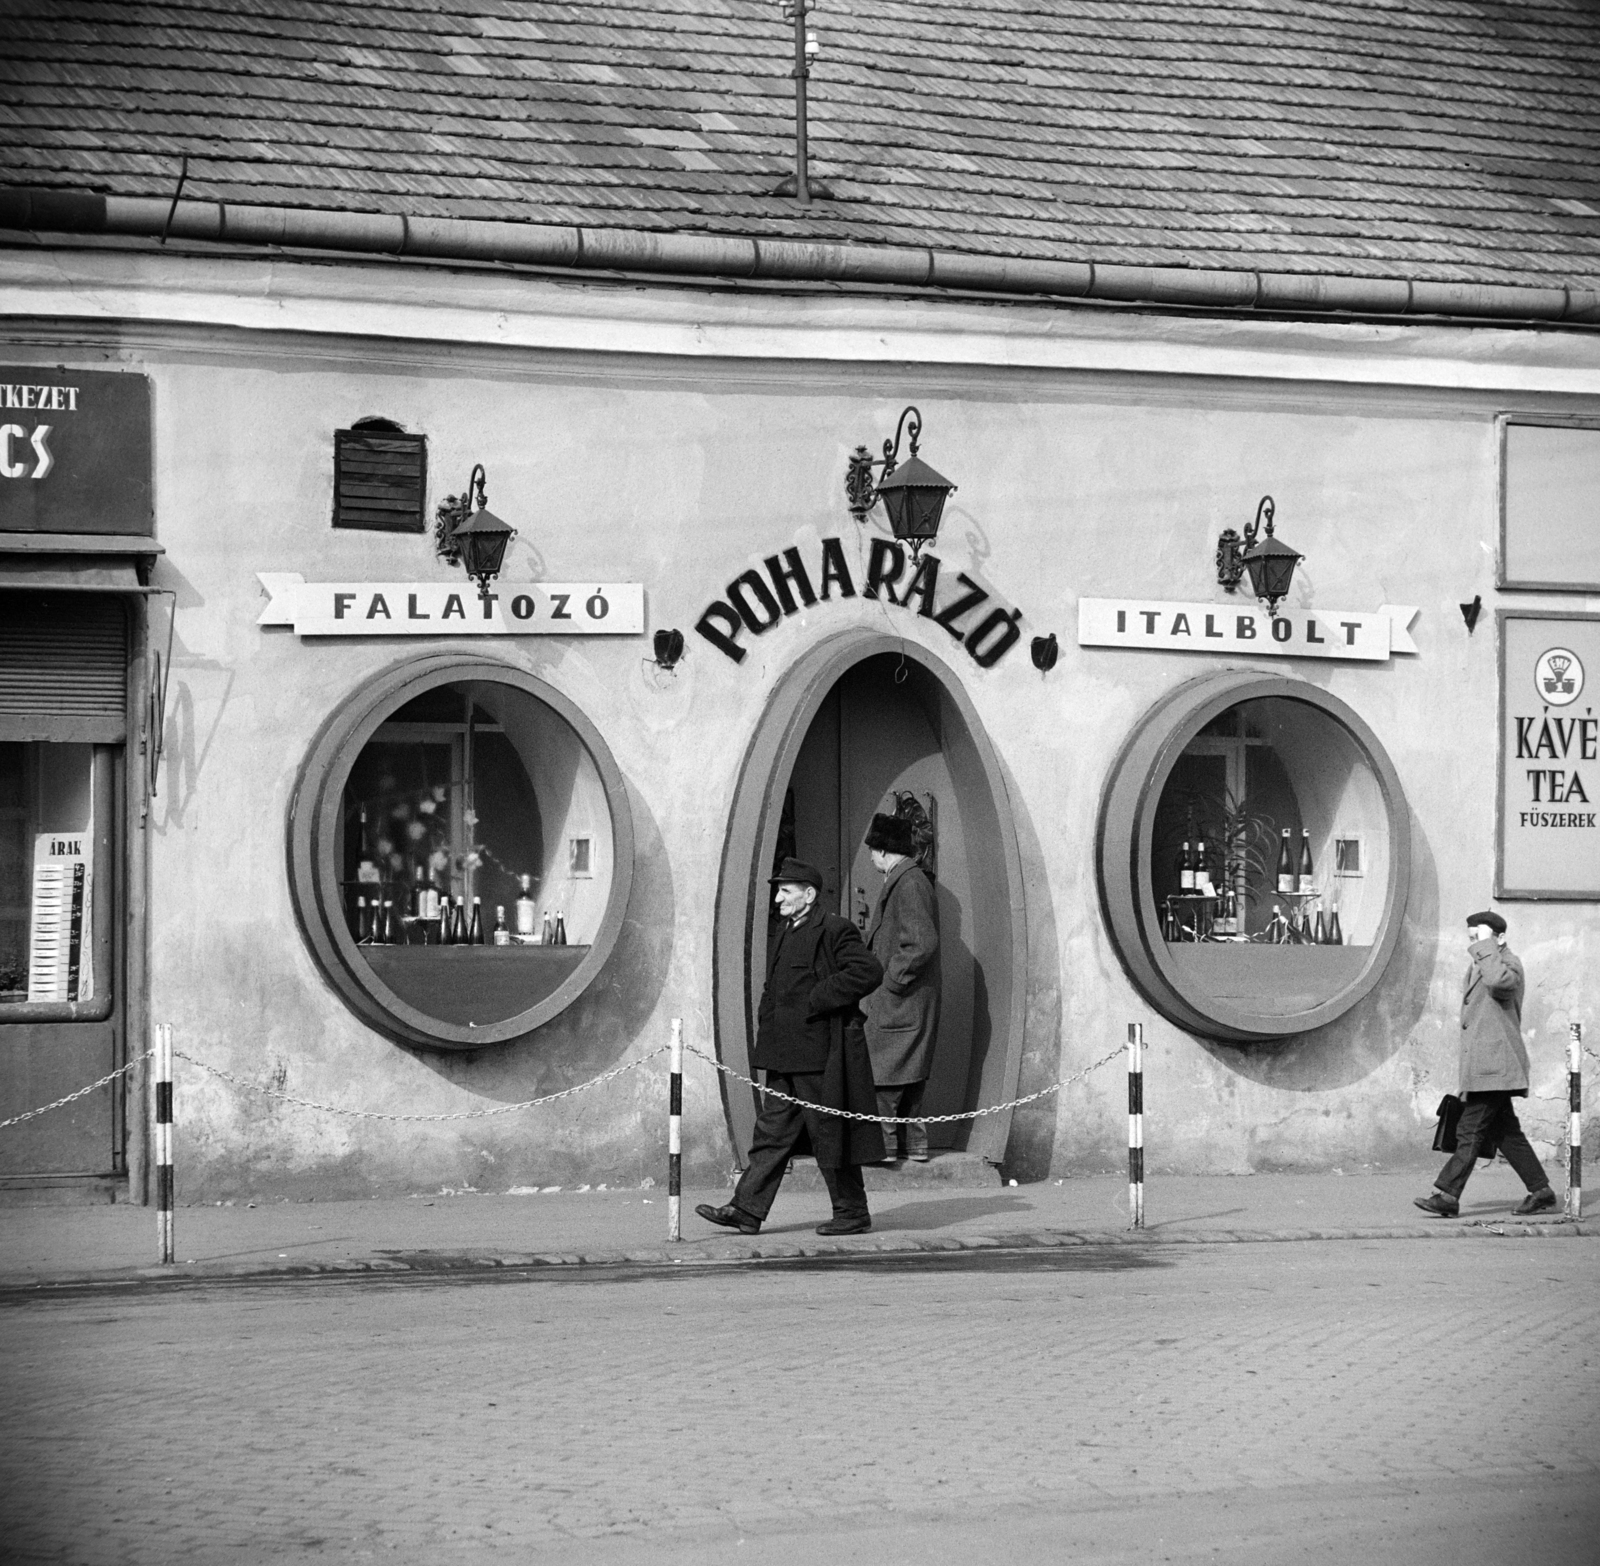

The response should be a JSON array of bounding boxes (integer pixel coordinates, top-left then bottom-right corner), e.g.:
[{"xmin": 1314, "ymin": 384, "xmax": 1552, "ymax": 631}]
[
  {"xmin": 861, "ymin": 811, "xmax": 941, "ymax": 1162},
  {"xmin": 697, "ymin": 858, "xmax": 886, "ymax": 1236},
  {"xmin": 1415, "ymin": 910, "xmax": 1557, "ymax": 1218}
]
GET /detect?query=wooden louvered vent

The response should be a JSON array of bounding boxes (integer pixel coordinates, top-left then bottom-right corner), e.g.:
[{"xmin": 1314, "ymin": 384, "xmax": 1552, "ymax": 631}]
[
  {"xmin": 333, "ymin": 421, "xmax": 427, "ymax": 533},
  {"xmin": 0, "ymin": 594, "xmax": 127, "ymax": 743}
]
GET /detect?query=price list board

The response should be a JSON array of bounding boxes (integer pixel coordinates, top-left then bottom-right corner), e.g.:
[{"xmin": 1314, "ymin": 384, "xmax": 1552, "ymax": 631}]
[{"xmin": 1498, "ymin": 612, "xmax": 1600, "ymax": 899}]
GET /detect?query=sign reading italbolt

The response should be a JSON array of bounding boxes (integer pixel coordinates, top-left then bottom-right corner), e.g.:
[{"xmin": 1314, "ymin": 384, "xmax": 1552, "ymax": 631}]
[
  {"xmin": 1077, "ymin": 598, "xmax": 1420, "ymax": 663},
  {"xmin": 257, "ymin": 574, "xmax": 644, "ymax": 636},
  {"xmin": 1499, "ymin": 613, "xmax": 1600, "ymax": 900}
]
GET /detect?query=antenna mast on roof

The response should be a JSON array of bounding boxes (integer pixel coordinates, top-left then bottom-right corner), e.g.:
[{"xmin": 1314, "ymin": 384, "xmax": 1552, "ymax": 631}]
[{"xmin": 772, "ymin": 0, "xmax": 831, "ymax": 202}]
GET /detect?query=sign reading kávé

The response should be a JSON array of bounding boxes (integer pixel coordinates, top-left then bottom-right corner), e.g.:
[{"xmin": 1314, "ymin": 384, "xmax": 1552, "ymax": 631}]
[
  {"xmin": 1499, "ymin": 613, "xmax": 1600, "ymax": 898},
  {"xmin": 0, "ymin": 368, "xmax": 152, "ymax": 535}
]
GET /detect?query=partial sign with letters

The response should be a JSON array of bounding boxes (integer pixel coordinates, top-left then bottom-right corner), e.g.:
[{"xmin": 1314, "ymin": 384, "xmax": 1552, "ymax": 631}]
[
  {"xmin": 0, "ymin": 368, "xmax": 152, "ymax": 535},
  {"xmin": 257, "ymin": 574, "xmax": 644, "ymax": 637},
  {"xmin": 27, "ymin": 834, "xmax": 93, "ymax": 1003},
  {"xmin": 1498, "ymin": 611, "xmax": 1600, "ymax": 899}
]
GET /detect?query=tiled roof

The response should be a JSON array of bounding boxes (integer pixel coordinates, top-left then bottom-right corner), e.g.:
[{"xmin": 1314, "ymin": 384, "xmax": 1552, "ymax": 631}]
[{"xmin": 3, "ymin": 0, "xmax": 1600, "ymax": 289}]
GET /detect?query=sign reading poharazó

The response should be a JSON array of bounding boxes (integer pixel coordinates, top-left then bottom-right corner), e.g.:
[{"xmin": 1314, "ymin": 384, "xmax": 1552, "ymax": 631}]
[
  {"xmin": 1077, "ymin": 599, "xmax": 1419, "ymax": 663},
  {"xmin": 257, "ymin": 574, "xmax": 644, "ymax": 636},
  {"xmin": 1498, "ymin": 612, "xmax": 1600, "ymax": 899}
]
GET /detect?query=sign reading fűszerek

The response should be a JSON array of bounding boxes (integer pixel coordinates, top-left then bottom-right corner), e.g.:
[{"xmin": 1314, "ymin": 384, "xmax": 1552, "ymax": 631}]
[
  {"xmin": 257, "ymin": 574, "xmax": 643, "ymax": 637},
  {"xmin": 1078, "ymin": 598, "xmax": 1419, "ymax": 663}
]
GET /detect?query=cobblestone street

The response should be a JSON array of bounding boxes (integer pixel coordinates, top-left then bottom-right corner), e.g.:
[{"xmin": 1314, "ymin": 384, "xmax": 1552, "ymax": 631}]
[{"xmin": 2, "ymin": 1236, "xmax": 1596, "ymax": 1564}]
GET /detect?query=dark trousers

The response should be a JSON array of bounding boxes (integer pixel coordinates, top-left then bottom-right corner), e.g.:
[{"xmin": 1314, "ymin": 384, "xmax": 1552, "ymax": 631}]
[
  {"xmin": 1435, "ymin": 1091, "xmax": 1550, "ymax": 1200},
  {"xmin": 876, "ymin": 1080, "xmax": 928, "ymax": 1159},
  {"xmin": 732, "ymin": 1071, "xmax": 868, "ymax": 1222}
]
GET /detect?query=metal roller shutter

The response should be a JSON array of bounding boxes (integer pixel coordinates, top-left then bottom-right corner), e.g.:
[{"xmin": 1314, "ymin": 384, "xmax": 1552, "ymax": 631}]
[{"xmin": 0, "ymin": 592, "xmax": 128, "ymax": 742}]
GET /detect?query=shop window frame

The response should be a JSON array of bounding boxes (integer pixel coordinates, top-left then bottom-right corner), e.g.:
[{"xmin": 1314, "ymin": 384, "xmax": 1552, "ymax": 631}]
[
  {"xmin": 287, "ymin": 654, "xmax": 634, "ymax": 1051},
  {"xmin": 1096, "ymin": 670, "xmax": 1411, "ymax": 1044}
]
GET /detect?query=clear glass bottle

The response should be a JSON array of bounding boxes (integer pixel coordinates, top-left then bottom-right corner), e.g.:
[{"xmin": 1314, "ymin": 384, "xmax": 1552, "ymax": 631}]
[
  {"xmin": 1297, "ymin": 830, "xmax": 1315, "ymax": 895},
  {"xmin": 515, "ymin": 874, "xmax": 537, "ymax": 939},
  {"xmin": 1276, "ymin": 829, "xmax": 1295, "ymax": 894},
  {"xmin": 492, "ymin": 905, "xmax": 510, "ymax": 946}
]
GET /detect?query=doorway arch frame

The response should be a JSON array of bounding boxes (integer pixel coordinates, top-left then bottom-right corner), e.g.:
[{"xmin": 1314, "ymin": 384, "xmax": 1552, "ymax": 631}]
[{"xmin": 712, "ymin": 629, "xmax": 1029, "ymax": 1166}]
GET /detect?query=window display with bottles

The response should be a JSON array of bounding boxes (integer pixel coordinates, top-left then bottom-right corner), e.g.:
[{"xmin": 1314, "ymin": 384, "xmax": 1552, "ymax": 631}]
[
  {"xmin": 1097, "ymin": 672, "xmax": 1409, "ymax": 1043},
  {"xmin": 289, "ymin": 657, "xmax": 634, "ymax": 1050}
]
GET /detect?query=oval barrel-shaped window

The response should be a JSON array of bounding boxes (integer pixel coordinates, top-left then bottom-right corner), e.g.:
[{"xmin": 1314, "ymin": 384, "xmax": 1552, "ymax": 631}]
[
  {"xmin": 289, "ymin": 656, "xmax": 634, "ymax": 1050},
  {"xmin": 1097, "ymin": 670, "xmax": 1410, "ymax": 1043}
]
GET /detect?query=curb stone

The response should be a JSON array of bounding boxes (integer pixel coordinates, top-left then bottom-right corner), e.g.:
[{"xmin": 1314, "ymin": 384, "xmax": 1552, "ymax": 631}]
[{"xmin": 0, "ymin": 1218, "xmax": 1587, "ymax": 1294}]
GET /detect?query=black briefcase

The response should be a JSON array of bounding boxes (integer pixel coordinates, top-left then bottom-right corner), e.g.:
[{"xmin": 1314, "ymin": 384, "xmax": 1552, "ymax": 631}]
[{"xmin": 1432, "ymin": 1094, "xmax": 1464, "ymax": 1153}]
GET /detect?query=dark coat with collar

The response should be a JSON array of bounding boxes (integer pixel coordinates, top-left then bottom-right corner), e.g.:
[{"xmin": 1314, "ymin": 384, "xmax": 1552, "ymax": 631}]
[
  {"xmin": 862, "ymin": 858, "xmax": 941, "ymax": 1086},
  {"xmin": 1459, "ymin": 938, "xmax": 1529, "ymax": 1095},
  {"xmin": 753, "ymin": 905, "xmax": 885, "ymax": 1167}
]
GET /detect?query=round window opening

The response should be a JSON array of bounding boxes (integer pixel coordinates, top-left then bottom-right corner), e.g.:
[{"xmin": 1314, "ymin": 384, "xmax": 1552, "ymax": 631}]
[
  {"xmin": 1097, "ymin": 671, "xmax": 1410, "ymax": 1043},
  {"xmin": 288, "ymin": 657, "xmax": 634, "ymax": 1050}
]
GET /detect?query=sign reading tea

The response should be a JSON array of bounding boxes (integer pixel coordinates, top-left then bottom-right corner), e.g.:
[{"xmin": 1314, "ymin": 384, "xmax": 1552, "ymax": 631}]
[{"xmin": 1499, "ymin": 613, "xmax": 1600, "ymax": 898}]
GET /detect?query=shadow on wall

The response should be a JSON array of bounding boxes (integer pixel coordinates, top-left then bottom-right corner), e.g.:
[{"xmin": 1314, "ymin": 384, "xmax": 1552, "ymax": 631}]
[
  {"xmin": 1199, "ymin": 804, "xmax": 1441, "ymax": 1094},
  {"xmin": 410, "ymin": 775, "xmax": 675, "ymax": 1096},
  {"xmin": 997, "ymin": 753, "xmax": 1062, "ymax": 1182}
]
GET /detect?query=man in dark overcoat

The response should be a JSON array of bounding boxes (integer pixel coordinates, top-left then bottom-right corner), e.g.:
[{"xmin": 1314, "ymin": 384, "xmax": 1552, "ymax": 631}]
[
  {"xmin": 861, "ymin": 812, "xmax": 941, "ymax": 1161},
  {"xmin": 1415, "ymin": 909, "xmax": 1556, "ymax": 1218},
  {"xmin": 697, "ymin": 858, "xmax": 885, "ymax": 1236}
]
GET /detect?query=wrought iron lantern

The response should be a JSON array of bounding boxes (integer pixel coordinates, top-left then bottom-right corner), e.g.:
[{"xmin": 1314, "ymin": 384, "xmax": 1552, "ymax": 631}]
[
  {"xmin": 845, "ymin": 406, "xmax": 957, "ymax": 559},
  {"xmin": 1216, "ymin": 495, "xmax": 1302, "ymax": 614},
  {"xmin": 435, "ymin": 464, "xmax": 517, "ymax": 607}
]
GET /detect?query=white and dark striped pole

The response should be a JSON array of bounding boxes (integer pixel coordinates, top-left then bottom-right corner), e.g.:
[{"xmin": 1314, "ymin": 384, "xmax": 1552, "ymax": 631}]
[
  {"xmin": 668, "ymin": 1018, "xmax": 683, "ymax": 1242},
  {"xmin": 1567, "ymin": 1022, "xmax": 1582, "ymax": 1222},
  {"xmin": 1128, "ymin": 1022, "xmax": 1145, "ymax": 1229},
  {"xmin": 155, "ymin": 1022, "xmax": 174, "ymax": 1264}
]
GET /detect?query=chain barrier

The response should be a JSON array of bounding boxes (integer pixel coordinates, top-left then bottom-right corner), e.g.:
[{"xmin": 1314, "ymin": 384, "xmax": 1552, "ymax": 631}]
[
  {"xmin": 682, "ymin": 1040, "xmax": 1127, "ymax": 1122},
  {"xmin": 171, "ymin": 1045, "xmax": 670, "ymax": 1123},
  {"xmin": 0, "ymin": 1049, "xmax": 153, "ymax": 1131}
]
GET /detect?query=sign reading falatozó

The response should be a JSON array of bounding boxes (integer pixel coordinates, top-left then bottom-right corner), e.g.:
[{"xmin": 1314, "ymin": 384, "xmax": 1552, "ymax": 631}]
[
  {"xmin": 257, "ymin": 574, "xmax": 643, "ymax": 636},
  {"xmin": 1499, "ymin": 612, "xmax": 1600, "ymax": 899}
]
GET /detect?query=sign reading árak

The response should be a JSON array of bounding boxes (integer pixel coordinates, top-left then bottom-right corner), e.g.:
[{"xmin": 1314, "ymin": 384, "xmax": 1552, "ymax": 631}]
[
  {"xmin": 0, "ymin": 368, "xmax": 152, "ymax": 535},
  {"xmin": 257, "ymin": 574, "xmax": 644, "ymax": 637},
  {"xmin": 1077, "ymin": 599, "xmax": 1419, "ymax": 663},
  {"xmin": 1498, "ymin": 612, "xmax": 1600, "ymax": 899}
]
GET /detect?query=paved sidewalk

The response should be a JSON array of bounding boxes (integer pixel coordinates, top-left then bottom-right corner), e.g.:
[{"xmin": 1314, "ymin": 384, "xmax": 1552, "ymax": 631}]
[{"xmin": 0, "ymin": 1162, "xmax": 1584, "ymax": 1287}]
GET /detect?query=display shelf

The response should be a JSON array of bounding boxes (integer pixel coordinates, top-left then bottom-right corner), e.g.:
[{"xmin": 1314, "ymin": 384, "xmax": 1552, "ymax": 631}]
[{"xmin": 363, "ymin": 944, "xmax": 590, "ymax": 1026}]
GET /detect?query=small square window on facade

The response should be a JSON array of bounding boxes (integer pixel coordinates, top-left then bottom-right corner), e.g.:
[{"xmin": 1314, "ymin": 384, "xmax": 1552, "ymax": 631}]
[
  {"xmin": 333, "ymin": 419, "xmax": 427, "ymax": 533},
  {"xmin": 1334, "ymin": 836, "xmax": 1363, "ymax": 876},
  {"xmin": 570, "ymin": 836, "xmax": 593, "ymax": 877}
]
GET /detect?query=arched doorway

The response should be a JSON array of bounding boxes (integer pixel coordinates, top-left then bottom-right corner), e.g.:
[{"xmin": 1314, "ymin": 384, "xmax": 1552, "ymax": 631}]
[{"xmin": 712, "ymin": 631, "xmax": 1027, "ymax": 1167}]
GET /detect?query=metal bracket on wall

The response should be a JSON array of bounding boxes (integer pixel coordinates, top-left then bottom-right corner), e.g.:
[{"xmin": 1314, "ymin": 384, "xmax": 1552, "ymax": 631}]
[{"xmin": 144, "ymin": 588, "xmax": 176, "ymax": 806}]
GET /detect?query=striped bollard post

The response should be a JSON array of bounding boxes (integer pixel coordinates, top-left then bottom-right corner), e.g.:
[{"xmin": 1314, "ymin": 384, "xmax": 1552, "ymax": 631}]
[
  {"xmin": 668, "ymin": 1019, "xmax": 683, "ymax": 1242},
  {"xmin": 1568, "ymin": 1022, "xmax": 1582, "ymax": 1222},
  {"xmin": 1128, "ymin": 1022, "xmax": 1145, "ymax": 1229},
  {"xmin": 155, "ymin": 1023, "xmax": 174, "ymax": 1264}
]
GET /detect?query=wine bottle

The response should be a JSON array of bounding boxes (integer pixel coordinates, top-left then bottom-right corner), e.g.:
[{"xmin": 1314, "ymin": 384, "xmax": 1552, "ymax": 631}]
[
  {"xmin": 1313, "ymin": 906, "xmax": 1327, "ymax": 944},
  {"xmin": 1276, "ymin": 829, "xmax": 1295, "ymax": 894},
  {"xmin": 555, "ymin": 913, "xmax": 568, "ymax": 946},
  {"xmin": 1195, "ymin": 838, "xmax": 1211, "ymax": 898},
  {"xmin": 453, "ymin": 899, "xmax": 468, "ymax": 944},
  {"xmin": 1297, "ymin": 830, "xmax": 1315, "ymax": 895},
  {"xmin": 1327, "ymin": 908, "xmax": 1343, "ymax": 945},
  {"xmin": 355, "ymin": 895, "xmax": 370, "ymax": 943},
  {"xmin": 1270, "ymin": 903, "xmax": 1286, "ymax": 944},
  {"xmin": 515, "ymin": 874, "xmax": 537, "ymax": 939},
  {"xmin": 469, "ymin": 897, "xmax": 484, "ymax": 945},
  {"xmin": 492, "ymin": 905, "xmax": 510, "ymax": 946},
  {"xmin": 382, "ymin": 898, "xmax": 398, "ymax": 945},
  {"xmin": 540, "ymin": 909, "xmax": 553, "ymax": 946},
  {"xmin": 1179, "ymin": 840, "xmax": 1195, "ymax": 893},
  {"xmin": 440, "ymin": 895, "xmax": 456, "ymax": 945}
]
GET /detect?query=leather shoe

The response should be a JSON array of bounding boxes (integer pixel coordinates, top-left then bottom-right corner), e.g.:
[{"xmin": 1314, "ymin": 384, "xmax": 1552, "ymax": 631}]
[
  {"xmin": 1413, "ymin": 1191, "xmax": 1459, "ymax": 1218},
  {"xmin": 1513, "ymin": 1187, "xmax": 1557, "ymax": 1216},
  {"xmin": 815, "ymin": 1215, "xmax": 872, "ymax": 1236},
  {"xmin": 695, "ymin": 1202, "xmax": 761, "ymax": 1234}
]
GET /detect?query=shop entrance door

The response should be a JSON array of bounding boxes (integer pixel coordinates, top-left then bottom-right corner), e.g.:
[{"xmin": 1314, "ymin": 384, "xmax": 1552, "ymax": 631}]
[{"xmin": 777, "ymin": 653, "xmax": 980, "ymax": 1148}]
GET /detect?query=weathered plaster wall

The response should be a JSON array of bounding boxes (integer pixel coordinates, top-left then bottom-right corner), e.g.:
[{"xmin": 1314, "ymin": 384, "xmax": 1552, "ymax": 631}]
[{"xmin": 7, "ymin": 253, "xmax": 1598, "ymax": 1195}]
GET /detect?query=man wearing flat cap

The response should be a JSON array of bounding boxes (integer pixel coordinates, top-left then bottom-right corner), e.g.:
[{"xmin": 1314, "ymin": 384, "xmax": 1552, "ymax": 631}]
[
  {"xmin": 697, "ymin": 857, "xmax": 885, "ymax": 1236},
  {"xmin": 1415, "ymin": 910, "xmax": 1557, "ymax": 1218},
  {"xmin": 862, "ymin": 810, "xmax": 941, "ymax": 1161}
]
